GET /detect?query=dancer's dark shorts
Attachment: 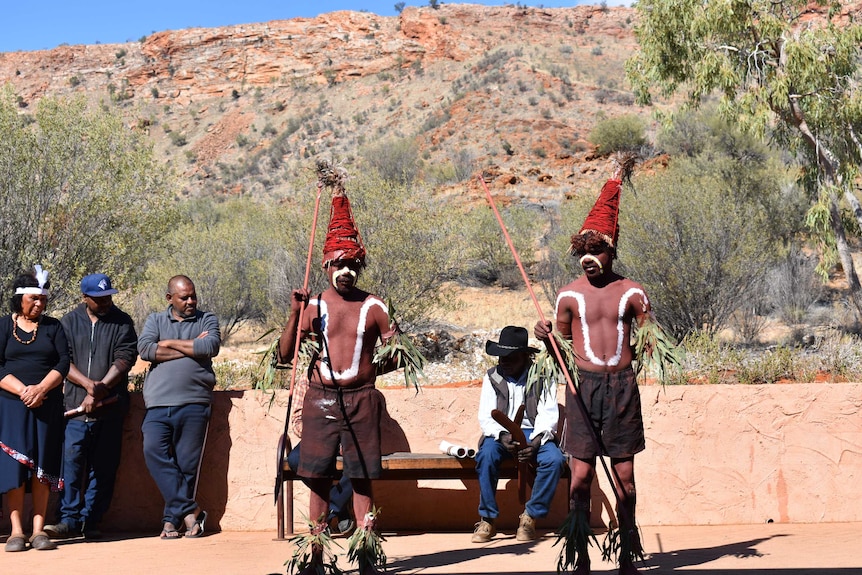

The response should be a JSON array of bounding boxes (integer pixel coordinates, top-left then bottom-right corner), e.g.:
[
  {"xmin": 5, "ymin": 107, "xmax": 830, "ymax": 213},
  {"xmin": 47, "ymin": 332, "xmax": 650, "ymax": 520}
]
[
  {"xmin": 564, "ymin": 367, "xmax": 645, "ymax": 460},
  {"xmin": 298, "ymin": 381, "xmax": 383, "ymax": 479}
]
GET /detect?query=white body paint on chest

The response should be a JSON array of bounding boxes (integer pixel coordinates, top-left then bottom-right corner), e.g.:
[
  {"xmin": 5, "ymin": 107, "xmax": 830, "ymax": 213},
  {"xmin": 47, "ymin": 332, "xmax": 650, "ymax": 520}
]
[
  {"xmin": 313, "ymin": 297, "xmax": 388, "ymax": 381},
  {"xmin": 555, "ymin": 288, "xmax": 647, "ymax": 367}
]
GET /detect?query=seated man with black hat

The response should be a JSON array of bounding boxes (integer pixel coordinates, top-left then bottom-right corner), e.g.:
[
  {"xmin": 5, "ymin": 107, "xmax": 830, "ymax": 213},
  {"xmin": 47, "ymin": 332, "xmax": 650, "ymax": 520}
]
[{"xmin": 472, "ymin": 325, "xmax": 565, "ymax": 543}]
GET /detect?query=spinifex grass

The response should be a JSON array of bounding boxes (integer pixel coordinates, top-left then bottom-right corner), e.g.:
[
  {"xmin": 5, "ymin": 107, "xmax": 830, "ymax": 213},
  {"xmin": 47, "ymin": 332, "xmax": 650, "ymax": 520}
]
[
  {"xmin": 634, "ymin": 318, "xmax": 684, "ymax": 386},
  {"xmin": 346, "ymin": 507, "xmax": 386, "ymax": 572},
  {"xmin": 528, "ymin": 332, "xmax": 579, "ymax": 397},
  {"xmin": 372, "ymin": 299, "xmax": 427, "ymax": 393},
  {"xmin": 285, "ymin": 514, "xmax": 343, "ymax": 575}
]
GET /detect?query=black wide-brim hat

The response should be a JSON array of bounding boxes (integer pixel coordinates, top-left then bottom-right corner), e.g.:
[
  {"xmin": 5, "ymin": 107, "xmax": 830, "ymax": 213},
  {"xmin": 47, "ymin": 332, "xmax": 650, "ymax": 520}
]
[{"xmin": 485, "ymin": 326, "xmax": 539, "ymax": 357}]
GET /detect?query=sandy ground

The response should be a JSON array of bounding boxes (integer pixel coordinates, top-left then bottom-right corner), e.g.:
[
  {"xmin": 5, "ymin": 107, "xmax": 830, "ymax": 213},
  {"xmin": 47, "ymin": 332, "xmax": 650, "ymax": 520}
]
[{"xmin": 3, "ymin": 523, "xmax": 861, "ymax": 574}]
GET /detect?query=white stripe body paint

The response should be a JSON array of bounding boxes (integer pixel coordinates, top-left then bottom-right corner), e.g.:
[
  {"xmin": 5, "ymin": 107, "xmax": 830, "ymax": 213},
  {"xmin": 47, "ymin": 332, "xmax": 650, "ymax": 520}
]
[
  {"xmin": 313, "ymin": 296, "xmax": 389, "ymax": 381},
  {"xmin": 555, "ymin": 287, "xmax": 647, "ymax": 367}
]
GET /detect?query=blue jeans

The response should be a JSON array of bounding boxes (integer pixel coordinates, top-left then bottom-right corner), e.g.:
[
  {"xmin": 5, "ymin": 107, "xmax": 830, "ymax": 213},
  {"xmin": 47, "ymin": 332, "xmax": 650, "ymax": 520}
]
[
  {"xmin": 287, "ymin": 442, "xmax": 353, "ymax": 520},
  {"xmin": 142, "ymin": 404, "xmax": 211, "ymax": 526},
  {"xmin": 475, "ymin": 432, "xmax": 566, "ymax": 519},
  {"xmin": 59, "ymin": 416, "xmax": 124, "ymax": 530}
]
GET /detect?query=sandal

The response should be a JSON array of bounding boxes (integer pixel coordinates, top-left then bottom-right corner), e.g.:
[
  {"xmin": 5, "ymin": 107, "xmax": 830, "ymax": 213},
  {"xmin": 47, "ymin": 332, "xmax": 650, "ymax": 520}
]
[
  {"xmin": 160, "ymin": 522, "xmax": 181, "ymax": 540},
  {"xmin": 185, "ymin": 510, "xmax": 207, "ymax": 539}
]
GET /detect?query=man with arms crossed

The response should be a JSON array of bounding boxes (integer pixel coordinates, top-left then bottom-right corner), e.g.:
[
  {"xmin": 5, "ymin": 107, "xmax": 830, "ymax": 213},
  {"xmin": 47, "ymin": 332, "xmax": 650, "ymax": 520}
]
[{"xmin": 138, "ymin": 275, "xmax": 220, "ymax": 540}]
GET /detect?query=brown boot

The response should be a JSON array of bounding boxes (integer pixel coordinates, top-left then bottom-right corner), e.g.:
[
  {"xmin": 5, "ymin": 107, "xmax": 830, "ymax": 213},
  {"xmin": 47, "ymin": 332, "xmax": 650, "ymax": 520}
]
[
  {"xmin": 471, "ymin": 518, "xmax": 496, "ymax": 543},
  {"xmin": 516, "ymin": 512, "xmax": 536, "ymax": 541}
]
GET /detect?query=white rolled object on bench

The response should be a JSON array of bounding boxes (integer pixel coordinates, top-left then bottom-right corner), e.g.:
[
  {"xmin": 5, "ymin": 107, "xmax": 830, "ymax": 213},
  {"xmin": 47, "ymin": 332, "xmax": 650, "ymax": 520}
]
[{"xmin": 439, "ymin": 440, "xmax": 475, "ymax": 459}]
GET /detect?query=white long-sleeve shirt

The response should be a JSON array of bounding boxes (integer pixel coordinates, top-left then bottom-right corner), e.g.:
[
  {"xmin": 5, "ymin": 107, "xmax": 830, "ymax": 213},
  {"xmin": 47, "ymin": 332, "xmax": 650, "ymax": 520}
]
[{"xmin": 477, "ymin": 368, "xmax": 559, "ymax": 445}]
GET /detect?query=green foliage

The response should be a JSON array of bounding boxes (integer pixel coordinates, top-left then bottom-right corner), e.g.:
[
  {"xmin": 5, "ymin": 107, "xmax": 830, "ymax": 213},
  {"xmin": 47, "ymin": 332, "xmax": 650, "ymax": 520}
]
[
  {"xmin": 634, "ymin": 318, "xmax": 684, "ymax": 385},
  {"xmin": 0, "ymin": 88, "xmax": 178, "ymax": 310},
  {"xmin": 528, "ymin": 333, "xmax": 578, "ymax": 397},
  {"xmin": 359, "ymin": 137, "xmax": 420, "ymax": 185},
  {"xmin": 169, "ymin": 131, "xmax": 187, "ymax": 146},
  {"xmin": 461, "ymin": 204, "xmax": 538, "ymax": 288},
  {"xmin": 372, "ymin": 300, "xmax": 427, "ymax": 392},
  {"xmin": 812, "ymin": 329, "xmax": 862, "ymax": 380},
  {"xmin": 346, "ymin": 508, "xmax": 386, "ymax": 571},
  {"xmin": 736, "ymin": 346, "xmax": 796, "ymax": 385},
  {"xmin": 614, "ymin": 108, "xmax": 805, "ymax": 338},
  {"xmin": 140, "ymin": 198, "xmax": 292, "ymax": 340},
  {"xmin": 676, "ymin": 331, "xmax": 742, "ymax": 385},
  {"xmin": 554, "ymin": 507, "xmax": 597, "ymax": 573},
  {"xmin": 618, "ymin": 160, "xmax": 790, "ymax": 338},
  {"xmin": 627, "ymin": 0, "xmax": 862, "ymax": 313},
  {"xmin": 286, "ymin": 516, "xmax": 343, "ymax": 575},
  {"xmin": 153, "ymin": 170, "xmax": 464, "ymax": 335},
  {"xmin": 394, "ymin": 2, "xmax": 406, "ymax": 13},
  {"xmin": 766, "ymin": 246, "xmax": 824, "ymax": 325},
  {"xmin": 588, "ymin": 114, "xmax": 646, "ymax": 154}
]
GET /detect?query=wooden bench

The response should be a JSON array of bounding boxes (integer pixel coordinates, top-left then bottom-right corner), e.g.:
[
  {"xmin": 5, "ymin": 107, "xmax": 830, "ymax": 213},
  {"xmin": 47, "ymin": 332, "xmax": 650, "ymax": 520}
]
[
  {"xmin": 275, "ymin": 438, "xmax": 522, "ymax": 539},
  {"xmin": 275, "ymin": 436, "xmax": 570, "ymax": 539}
]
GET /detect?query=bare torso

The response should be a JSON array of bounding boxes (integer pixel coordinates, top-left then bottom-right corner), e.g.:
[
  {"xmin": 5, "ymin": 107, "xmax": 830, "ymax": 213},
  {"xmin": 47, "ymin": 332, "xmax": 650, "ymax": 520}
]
[
  {"xmin": 302, "ymin": 287, "xmax": 391, "ymax": 387},
  {"xmin": 555, "ymin": 273, "xmax": 649, "ymax": 373}
]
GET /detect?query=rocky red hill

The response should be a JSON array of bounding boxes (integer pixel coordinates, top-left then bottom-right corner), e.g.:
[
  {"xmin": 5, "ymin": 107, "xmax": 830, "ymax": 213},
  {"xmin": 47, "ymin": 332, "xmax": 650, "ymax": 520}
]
[{"xmin": 0, "ymin": 4, "xmax": 654, "ymax": 204}]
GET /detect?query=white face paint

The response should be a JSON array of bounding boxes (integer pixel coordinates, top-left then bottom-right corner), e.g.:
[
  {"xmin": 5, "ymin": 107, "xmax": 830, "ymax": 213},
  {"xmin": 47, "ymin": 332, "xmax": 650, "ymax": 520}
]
[
  {"xmin": 579, "ymin": 254, "xmax": 604, "ymax": 273},
  {"xmin": 331, "ymin": 266, "xmax": 357, "ymax": 288}
]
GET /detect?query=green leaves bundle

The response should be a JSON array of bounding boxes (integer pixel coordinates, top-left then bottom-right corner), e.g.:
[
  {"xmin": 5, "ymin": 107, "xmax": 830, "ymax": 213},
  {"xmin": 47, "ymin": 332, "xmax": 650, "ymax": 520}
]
[
  {"xmin": 285, "ymin": 515, "xmax": 342, "ymax": 575},
  {"xmin": 346, "ymin": 507, "xmax": 386, "ymax": 572},
  {"xmin": 528, "ymin": 332, "xmax": 579, "ymax": 397},
  {"xmin": 372, "ymin": 299, "xmax": 427, "ymax": 393},
  {"xmin": 553, "ymin": 507, "xmax": 597, "ymax": 573},
  {"xmin": 633, "ymin": 318, "xmax": 685, "ymax": 385}
]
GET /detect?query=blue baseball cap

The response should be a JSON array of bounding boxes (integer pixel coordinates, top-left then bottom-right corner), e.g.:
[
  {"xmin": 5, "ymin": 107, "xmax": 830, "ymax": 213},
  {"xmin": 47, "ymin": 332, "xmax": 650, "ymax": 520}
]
[{"xmin": 81, "ymin": 273, "xmax": 119, "ymax": 297}]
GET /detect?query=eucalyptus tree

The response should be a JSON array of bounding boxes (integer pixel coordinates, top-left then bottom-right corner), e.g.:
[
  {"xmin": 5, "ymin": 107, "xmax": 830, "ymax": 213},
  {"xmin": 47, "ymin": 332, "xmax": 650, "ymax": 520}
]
[{"xmin": 627, "ymin": 0, "xmax": 862, "ymax": 316}]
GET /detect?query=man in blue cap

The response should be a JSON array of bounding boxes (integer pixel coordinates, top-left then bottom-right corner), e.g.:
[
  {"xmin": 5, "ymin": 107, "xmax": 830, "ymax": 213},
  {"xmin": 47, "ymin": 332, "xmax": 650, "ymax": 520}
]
[{"xmin": 45, "ymin": 273, "xmax": 137, "ymax": 540}]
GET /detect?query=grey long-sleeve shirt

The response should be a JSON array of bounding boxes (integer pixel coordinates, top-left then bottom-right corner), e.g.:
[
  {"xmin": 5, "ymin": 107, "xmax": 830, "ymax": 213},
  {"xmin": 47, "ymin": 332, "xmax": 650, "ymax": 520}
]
[{"xmin": 138, "ymin": 306, "xmax": 220, "ymax": 408}]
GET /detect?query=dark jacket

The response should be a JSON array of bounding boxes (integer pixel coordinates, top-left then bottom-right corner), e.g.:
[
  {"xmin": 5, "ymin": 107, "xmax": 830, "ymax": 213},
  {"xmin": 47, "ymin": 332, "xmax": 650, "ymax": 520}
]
[{"xmin": 60, "ymin": 303, "xmax": 138, "ymax": 420}]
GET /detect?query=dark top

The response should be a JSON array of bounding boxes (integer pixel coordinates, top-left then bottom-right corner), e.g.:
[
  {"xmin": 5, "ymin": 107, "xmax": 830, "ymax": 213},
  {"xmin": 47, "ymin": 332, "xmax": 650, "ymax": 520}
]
[
  {"xmin": 0, "ymin": 314, "xmax": 70, "ymax": 400},
  {"xmin": 138, "ymin": 306, "xmax": 220, "ymax": 408},
  {"xmin": 60, "ymin": 303, "xmax": 138, "ymax": 419}
]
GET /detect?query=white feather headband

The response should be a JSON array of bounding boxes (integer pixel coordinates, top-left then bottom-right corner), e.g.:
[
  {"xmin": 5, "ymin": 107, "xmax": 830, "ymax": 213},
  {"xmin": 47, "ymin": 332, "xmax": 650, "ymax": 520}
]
[{"xmin": 15, "ymin": 265, "xmax": 50, "ymax": 296}]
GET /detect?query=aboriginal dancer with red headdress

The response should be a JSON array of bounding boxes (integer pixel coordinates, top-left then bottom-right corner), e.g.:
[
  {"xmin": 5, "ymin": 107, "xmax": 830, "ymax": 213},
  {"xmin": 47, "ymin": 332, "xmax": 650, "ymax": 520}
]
[
  {"xmin": 278, "ymin": 167, "xmax": 402, "ymax": 575},
  {"xmin": 535, "ymin": 155, "xmax": 650, "ymax": 575}
]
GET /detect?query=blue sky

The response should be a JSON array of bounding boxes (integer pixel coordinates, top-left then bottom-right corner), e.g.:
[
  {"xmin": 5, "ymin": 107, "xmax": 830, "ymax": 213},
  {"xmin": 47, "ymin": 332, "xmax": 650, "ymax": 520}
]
[{"xmin": 1, "ymin": 1, "xmax": 627, "ymax": 53}]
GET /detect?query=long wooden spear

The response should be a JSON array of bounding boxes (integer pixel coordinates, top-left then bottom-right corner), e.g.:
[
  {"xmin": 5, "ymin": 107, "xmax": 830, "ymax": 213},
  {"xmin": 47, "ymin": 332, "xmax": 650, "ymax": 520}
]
[
  {"xmin": 275, "ymin": 179, "xmax": 324, "ymax": 504},
  {"xmin": 476, "ymin": 174, "xmax": 627, "ymax": 511}
]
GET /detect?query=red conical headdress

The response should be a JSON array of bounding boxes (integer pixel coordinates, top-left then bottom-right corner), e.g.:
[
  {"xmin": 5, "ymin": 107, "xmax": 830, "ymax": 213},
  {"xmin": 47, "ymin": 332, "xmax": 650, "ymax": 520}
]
[
  {"xmin": 322, "ymin": 191, "xmax": 366, "ymax": 268},
  {"xmin": 576, "ymin": 177, "xmax": 621, "ymax": 249}
]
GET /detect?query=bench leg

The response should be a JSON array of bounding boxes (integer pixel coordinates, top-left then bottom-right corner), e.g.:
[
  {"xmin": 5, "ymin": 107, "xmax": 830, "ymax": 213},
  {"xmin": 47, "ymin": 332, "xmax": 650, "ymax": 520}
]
[
  {"xmin": 276, "ymin": 479, "xmax": 295, "ymax": 540},
  {"xmin": 286, "ymin": 479, "xmax": 294, "ymax": 536},
  {"xmin": 277, "ymin": 480, "xmax": 285, "ymax": 540}
]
